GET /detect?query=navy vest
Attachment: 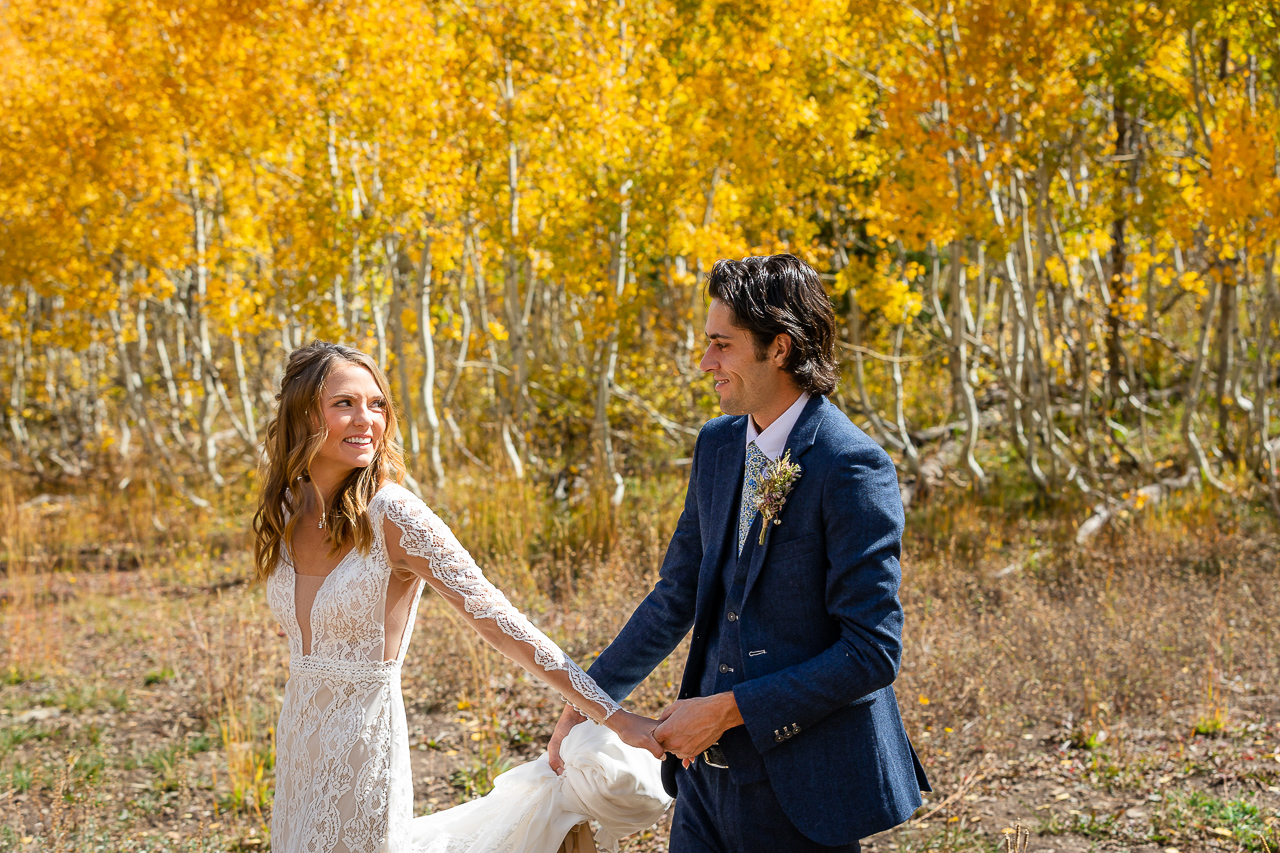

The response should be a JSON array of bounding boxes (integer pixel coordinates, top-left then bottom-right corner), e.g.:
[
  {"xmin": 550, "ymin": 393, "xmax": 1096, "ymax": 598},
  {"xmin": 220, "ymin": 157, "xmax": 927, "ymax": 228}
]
[{"xmin": 696, "ymin": 474, "xmax": 767, "ymax": 784}]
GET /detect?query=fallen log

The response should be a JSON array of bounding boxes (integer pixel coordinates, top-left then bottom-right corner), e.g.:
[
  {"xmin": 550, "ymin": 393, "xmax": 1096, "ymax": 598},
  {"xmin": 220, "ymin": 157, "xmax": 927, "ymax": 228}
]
[
  {"xmin": 900, "ymin": 440, "xmax": 961, "ymax": 510},
  {"xmin": 1075, "ymin": 470, "xmax": 1197, "ymax": 545}
]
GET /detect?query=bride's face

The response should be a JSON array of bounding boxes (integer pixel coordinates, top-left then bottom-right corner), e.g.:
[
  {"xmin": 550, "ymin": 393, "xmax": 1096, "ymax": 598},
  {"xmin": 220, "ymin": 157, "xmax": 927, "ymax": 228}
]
[{"xmin": 311, "ymin": 362, "xmax": 388, "ymax": 477}]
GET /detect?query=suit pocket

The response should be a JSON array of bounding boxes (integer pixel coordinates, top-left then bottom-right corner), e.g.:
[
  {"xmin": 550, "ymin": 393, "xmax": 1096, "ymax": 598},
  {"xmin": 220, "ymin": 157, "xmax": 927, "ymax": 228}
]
[
  {"xmin": 766, "ymin": 532, "xmax": 821, "ymax": 564},
  {"xmin": 849, "ymin": 690, "xmax": 879, "ymax": 708}
]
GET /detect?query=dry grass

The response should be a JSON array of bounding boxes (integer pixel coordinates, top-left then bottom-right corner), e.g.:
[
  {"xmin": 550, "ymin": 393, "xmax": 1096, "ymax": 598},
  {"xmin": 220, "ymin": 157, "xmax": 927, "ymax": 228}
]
[
  {"xmin": 1, "ymin": 470, "xmax": 1278, "ymax": 851},
  {"xmin": 900, "ymin": 484, "xmax": 1280, "ymax": 740}
]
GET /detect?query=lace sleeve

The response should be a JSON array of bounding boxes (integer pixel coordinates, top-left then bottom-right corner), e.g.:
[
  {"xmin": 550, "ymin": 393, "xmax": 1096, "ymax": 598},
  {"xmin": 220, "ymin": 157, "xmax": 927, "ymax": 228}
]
[{"xmin": 381, "ymin": 489, "xmax": 621, "ymax": 722}]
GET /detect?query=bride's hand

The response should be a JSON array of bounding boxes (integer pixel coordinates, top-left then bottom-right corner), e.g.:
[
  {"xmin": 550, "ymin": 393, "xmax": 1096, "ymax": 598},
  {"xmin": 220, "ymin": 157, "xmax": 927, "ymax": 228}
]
[
  {"xmin": 548, "ymin": 703, "xmax": 587, "ymax": 775},
  {"xmin": 606, "ymin": 709, "xmax": 665, "ymax": 760}
]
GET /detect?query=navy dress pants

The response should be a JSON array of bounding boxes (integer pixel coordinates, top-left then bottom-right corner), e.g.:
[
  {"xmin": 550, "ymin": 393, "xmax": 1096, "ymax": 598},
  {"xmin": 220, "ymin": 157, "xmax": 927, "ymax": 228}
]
[{"xmin": 668, "ymin": 761, "xmax": 861, "ymax": 853}]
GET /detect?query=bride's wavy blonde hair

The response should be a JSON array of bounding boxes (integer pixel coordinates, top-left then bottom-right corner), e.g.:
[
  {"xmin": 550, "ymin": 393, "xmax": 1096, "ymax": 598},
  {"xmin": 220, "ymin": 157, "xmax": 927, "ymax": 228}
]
[{"xmin": 252, "ymin": 342, "xmax": 406, "ymax": 585}]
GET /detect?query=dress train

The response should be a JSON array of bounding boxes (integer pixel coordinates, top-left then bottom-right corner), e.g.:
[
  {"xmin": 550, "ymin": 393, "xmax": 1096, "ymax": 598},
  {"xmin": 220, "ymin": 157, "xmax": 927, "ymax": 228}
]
[{"xmin": 410, "ymin": 723, "xmax": 670, "ymax": 853}]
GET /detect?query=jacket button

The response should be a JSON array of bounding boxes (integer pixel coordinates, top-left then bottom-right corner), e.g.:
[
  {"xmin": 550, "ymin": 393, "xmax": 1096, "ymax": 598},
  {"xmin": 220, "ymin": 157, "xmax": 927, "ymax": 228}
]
[
  {"xmin": 727, "ymin": 611, "xmax": 737, "ymax": 622},
  {"xmin": 718, "ymin": 663, "xmax": 730, "ymax": 674}
]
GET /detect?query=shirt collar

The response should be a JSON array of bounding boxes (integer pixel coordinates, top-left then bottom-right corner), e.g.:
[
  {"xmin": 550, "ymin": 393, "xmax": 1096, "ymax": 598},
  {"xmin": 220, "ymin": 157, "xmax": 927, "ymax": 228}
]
[{"xmin": 745, "ymin": 391, "xmax": 811, "ymax": 461}]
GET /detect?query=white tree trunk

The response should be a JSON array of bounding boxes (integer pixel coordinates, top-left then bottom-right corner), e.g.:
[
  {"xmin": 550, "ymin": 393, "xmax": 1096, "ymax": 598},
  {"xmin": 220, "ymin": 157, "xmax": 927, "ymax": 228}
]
[
  {"xmin": 416, "ymin": 235, "xmax": 444, "ymax": 487},
  {"xmin": 595, "ymin": 179, "xmax": 632, "ymax": 507}
]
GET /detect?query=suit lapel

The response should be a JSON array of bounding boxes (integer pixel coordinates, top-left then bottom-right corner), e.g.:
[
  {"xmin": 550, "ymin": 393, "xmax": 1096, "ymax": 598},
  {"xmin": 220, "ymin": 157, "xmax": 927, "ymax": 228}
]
[
  {"xmin": 740, "ymin": 395, "xmax": 828, "ymax": 605},
  {"xmin": 696, "ymin": 417, "xmax": 747, "ymax": 622}
]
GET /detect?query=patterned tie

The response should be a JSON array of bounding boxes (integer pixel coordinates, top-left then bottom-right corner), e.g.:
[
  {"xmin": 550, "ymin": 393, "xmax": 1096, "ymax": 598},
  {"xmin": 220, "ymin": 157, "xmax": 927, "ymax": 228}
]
[{"xmin": 738, "ymin": 441, "xmax": 770, "ymax": 555}]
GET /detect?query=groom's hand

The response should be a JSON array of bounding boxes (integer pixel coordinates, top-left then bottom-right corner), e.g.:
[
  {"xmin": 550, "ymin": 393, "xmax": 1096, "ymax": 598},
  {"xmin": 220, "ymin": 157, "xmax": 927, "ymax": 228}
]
[
  {"xmin": 547, "ymin": 703, "xmax": 587, "ymax": 775},
  {"xmin": 653, "ymin": 693, "xmax": 744, "ymax": 764}
]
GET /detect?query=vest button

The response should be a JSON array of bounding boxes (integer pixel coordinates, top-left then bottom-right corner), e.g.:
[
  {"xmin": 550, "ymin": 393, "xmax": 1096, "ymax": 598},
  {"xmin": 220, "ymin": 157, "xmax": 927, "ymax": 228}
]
[
  {"xmin": 726, "ymin": 611, "xmax": 737, "ymax": 622},
  {"xmin": 718, "ymin": 663, "xmax": 730, "ymax": 674}
]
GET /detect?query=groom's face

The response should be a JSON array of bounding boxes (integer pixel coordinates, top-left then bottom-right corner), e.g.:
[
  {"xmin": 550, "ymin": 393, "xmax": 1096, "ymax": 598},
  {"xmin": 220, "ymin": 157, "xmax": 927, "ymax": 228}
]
[{"xmin": 700, "ymin": 298, "xmax": 786, "ymax": 418}]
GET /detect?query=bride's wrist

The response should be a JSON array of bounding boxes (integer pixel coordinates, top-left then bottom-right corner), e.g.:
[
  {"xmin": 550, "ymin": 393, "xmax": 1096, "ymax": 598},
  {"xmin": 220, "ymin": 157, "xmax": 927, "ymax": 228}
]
[{"xmin": 602, "ymin": 707, "xmax": 633, "ymax": 732}]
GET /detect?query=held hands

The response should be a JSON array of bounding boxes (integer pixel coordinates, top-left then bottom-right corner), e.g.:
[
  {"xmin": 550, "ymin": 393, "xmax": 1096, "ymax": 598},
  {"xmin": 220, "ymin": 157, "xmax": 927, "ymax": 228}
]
[
  {"xmin": 547, "ymin": 691, "xmax": 743, "ymax": 775},
  {"xmin": 606, "ymin": 710, "xmax": 665, "ymax": 761},
  {"xmin": 653, "ymin": 693, "xmax": 744, "ymax": 768},
  {"xmin": 547, "ymin": 703, "xmax": 664, "ymax": 776}
]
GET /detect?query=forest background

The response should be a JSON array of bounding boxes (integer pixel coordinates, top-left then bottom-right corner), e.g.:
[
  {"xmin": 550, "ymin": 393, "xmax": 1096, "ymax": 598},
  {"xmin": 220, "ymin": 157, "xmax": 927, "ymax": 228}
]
[{"xmin": 2, "ymin": 0, "xmax": 1280, "ymax": 850}]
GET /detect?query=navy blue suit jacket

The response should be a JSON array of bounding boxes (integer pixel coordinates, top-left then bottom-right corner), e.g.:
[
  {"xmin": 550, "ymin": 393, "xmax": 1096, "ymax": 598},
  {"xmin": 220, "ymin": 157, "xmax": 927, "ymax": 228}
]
[{"xmin": 587, "ymin": 395, "xmax": 930, "ymax": 846}]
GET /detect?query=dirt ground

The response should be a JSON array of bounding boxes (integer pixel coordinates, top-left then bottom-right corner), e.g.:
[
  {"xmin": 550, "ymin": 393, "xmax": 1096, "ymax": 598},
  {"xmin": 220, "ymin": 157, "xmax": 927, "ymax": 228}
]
[
  {"xmin": 1, "ymin": 561, "xmax": 1277, "ymax": 852},
  {"xmin": 3, "ymin": 672, "xmax": 1279, "ymax": 851},
  {"xmin": 3, "ymin": 490, "xmax": 1280, "ymax": 852}
]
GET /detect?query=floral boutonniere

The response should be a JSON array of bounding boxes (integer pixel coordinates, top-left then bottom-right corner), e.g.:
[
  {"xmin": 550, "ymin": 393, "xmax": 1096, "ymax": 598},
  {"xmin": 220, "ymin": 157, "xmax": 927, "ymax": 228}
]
[{"xmin": 755, "ymin": 450, "xmax": 802, "ymax": 545}]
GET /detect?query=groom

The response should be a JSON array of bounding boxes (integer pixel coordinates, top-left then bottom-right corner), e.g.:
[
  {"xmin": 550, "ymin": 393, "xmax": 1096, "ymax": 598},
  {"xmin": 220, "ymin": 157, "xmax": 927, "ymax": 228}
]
[{"xmin": 549, "ymin": 254, "xmax": 929, "ymax": 851}]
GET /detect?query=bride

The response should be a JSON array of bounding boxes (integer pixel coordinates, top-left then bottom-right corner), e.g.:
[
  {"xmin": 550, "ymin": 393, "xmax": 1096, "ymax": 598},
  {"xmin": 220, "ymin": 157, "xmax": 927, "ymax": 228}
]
[{"xmin": 252, "ymin": 342, "xmax": 669, "ymax": 853}]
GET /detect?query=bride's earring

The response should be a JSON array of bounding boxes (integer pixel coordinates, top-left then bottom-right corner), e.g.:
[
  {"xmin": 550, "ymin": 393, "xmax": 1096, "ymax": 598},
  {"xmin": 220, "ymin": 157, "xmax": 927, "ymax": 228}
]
[{"xmin": 318, "ymin": 507, "xmax": 326, "ymax": 529}]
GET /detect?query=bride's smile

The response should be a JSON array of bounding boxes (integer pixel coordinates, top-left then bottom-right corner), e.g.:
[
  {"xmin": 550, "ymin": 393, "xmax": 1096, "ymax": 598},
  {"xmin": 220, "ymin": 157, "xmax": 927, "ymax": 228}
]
[{"xmin": 311, "ymin": 362, "xmax": 388, "ymax": 482}]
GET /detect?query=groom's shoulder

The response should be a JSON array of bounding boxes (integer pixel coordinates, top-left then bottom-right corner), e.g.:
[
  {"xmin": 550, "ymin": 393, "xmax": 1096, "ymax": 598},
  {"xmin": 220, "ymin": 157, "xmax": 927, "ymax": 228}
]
[
  {"xmin": 696, "ymin": 413, "xmax": 743, "ymax": 447},
  {"xmin": 814, "ymin": 401, "xmax": 893, "ymax": 467}
]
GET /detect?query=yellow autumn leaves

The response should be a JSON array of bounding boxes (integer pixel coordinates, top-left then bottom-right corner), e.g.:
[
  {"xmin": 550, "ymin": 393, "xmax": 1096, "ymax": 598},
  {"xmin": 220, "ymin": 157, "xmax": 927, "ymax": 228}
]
[{"xmin": 0, "ymin": 0, "xmax": 1278, "ymax": 498}]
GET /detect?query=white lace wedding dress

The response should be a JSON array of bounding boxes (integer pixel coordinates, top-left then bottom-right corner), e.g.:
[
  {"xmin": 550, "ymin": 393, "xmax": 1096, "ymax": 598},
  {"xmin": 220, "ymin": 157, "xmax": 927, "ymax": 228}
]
[{"xmin": 265, "ymin": 483, "xmax": 669, "ymax": 853}]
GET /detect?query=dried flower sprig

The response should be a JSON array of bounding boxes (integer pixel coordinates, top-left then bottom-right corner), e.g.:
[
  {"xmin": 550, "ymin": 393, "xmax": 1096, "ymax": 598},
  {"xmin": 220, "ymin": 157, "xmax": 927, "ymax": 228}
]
[
  {"xmin": 754, "ymin": 450, "xmax": 802, "ymax": 545},
  {"xmin": 1001, "ymin": 824, "xmax": 1029, "ymax": 853}
]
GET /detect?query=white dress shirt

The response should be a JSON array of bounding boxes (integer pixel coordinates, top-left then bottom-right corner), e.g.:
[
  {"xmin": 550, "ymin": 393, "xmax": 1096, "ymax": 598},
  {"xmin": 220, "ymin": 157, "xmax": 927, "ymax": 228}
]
[{"xmin": 745, "ymin": 391, "xmax": 811, "ymax": 460}]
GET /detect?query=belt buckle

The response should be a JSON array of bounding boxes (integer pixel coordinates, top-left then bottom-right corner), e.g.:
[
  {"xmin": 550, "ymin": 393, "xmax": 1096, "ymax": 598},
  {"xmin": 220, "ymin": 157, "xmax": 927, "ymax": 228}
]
[{"xmin": 701, "ymin": 743, "xmax": 729, "ymax": 769}]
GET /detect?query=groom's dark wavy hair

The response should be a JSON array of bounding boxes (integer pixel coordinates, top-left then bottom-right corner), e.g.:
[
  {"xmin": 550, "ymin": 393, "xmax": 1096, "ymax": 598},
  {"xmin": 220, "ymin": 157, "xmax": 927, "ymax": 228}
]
[{"xmin": 706, "ymin": 254, "xmax": 839, "ymax": 396}]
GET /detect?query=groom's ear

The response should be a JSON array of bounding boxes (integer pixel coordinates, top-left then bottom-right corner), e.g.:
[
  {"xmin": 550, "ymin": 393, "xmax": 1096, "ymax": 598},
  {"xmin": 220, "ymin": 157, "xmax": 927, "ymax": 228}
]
[{"xmin": 769, "ymin": 333, "xmax": 794, "ymax": 367}]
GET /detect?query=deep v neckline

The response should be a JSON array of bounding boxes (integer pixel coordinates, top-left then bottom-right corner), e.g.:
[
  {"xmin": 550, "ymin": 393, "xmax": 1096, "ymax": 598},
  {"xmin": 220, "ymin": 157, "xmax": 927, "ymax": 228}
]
[
  {"xmin": 282, "ymin": 482, "xmax": 393, "ymax": 657},
  {"xmin": 291, "ymin": 546, "xmax": 359, "ymax": 657},
  {"xmin": 292, "ymin": 544, "xmax": 358, "ymax": 584}
]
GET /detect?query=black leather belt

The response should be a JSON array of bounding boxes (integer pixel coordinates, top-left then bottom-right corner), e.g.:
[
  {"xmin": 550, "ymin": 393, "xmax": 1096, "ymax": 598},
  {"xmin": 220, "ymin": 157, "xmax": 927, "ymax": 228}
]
[{"xmin": 701, "ymin": 742, "xmax": 729, "ymax": 769}]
